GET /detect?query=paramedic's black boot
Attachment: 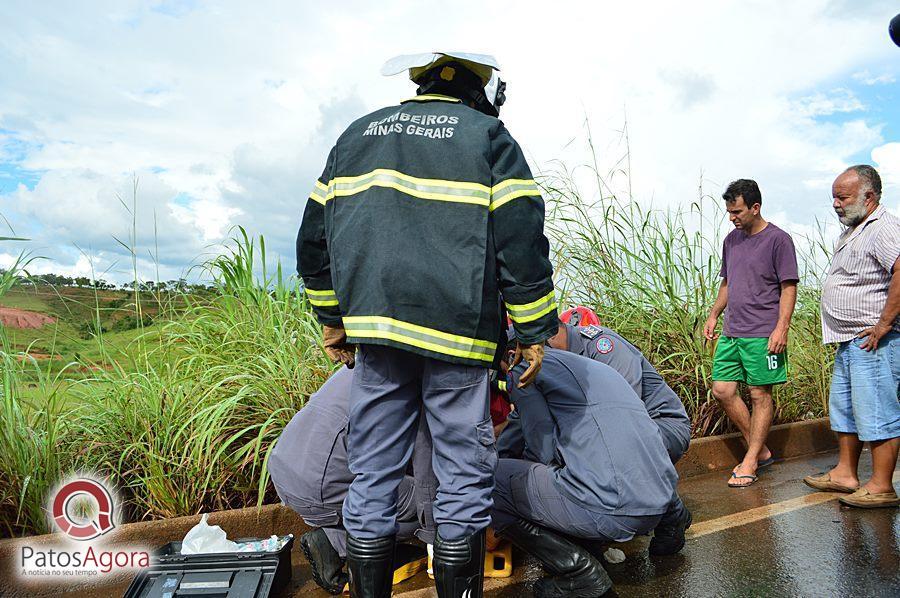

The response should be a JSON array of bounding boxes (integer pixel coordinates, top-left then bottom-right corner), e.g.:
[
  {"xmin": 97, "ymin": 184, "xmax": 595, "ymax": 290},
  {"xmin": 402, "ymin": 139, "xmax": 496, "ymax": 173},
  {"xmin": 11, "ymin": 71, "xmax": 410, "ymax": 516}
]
[
  {"xmin": 433, "ymin": 530, "xmax": 485, "ymax": 598},
  {"xmin": 392, "ymin": 542, "xmax": 427, "ymax": 584},
  {"xmin": 649, "ymin": 493, "xmax": 692, "ymax": 556},
  {"xmin": 300, "ymin": 529, "xmax": 347, "ymax": 594},
  {"xmin": 346, "ymin": 534, "xmax": 395, "ymax": 598},
  {"xmin": 500, "ymin": 520, "xmax": 612, "ymax": 597}
]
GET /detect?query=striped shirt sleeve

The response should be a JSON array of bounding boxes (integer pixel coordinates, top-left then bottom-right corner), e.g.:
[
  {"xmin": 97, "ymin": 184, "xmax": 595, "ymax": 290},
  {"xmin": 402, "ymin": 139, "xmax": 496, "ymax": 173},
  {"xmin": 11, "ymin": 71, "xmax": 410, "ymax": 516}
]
[{"xmin": 871, "ymin": 216, "xmax": 900, "ymax": 272}]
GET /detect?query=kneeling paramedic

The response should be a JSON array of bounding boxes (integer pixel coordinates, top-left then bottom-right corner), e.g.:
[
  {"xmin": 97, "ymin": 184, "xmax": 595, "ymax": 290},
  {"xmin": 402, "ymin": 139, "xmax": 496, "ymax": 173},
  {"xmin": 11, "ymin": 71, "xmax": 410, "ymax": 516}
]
[
  {"xmin": 493, "ymin": 347, "xmax": 680, "ymax": 597},
  {"xmin": 268, "ymin": 367, "xmax": 434, "ymax": 594},
  {"xmin": 498, "ymin": 316, "xmax": 693, "ymax": 555},
  {"xmin": 297, "ymin": 51, "xmax": 558, "ymax": 598}
]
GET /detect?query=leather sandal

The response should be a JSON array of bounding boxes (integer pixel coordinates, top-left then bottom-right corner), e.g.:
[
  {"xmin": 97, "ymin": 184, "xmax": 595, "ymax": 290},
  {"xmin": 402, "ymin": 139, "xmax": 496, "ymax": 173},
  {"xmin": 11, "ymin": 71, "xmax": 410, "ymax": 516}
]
[{"xmin": 802, "ymin": 472, "xmax": 857, "ymax": 493}]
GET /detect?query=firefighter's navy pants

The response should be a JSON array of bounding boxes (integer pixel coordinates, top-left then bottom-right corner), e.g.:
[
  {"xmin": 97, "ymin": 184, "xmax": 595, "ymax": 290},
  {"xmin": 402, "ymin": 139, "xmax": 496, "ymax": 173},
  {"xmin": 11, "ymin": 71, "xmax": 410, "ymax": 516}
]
[{"xmin": 343, "ymin": 344, "xmax": 496, "ymax": 541}]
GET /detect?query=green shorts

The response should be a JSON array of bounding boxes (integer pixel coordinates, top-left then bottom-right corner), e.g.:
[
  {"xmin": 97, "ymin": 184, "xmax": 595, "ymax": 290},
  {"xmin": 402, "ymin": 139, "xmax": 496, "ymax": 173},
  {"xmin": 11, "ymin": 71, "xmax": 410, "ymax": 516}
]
[{"xmin": 712, "ymin": 336, "xmax": 787, "ymax": 386}]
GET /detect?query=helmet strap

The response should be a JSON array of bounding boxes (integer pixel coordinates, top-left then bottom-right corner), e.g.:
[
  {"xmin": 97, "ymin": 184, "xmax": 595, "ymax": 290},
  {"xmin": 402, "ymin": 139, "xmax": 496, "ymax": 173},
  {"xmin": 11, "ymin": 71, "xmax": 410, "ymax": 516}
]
[{"xmin": 415, "ymin": 62, "xmax": 499, "ymax": 117}]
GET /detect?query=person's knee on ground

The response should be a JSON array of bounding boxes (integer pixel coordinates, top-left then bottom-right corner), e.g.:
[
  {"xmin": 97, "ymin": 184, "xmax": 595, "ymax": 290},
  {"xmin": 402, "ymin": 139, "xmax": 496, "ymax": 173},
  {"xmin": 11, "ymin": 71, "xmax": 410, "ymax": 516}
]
[{"xmin": 498, "ymin": 519, "xmax": 612, "ymax": 598}]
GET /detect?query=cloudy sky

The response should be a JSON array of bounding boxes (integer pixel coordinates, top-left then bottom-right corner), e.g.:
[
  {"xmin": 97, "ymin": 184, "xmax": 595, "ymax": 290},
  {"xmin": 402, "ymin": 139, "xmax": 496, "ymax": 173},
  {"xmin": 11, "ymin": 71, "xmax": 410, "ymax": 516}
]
[{"xmin": 1, "ymin": 0, "xmax": 898, "ymax": 283}]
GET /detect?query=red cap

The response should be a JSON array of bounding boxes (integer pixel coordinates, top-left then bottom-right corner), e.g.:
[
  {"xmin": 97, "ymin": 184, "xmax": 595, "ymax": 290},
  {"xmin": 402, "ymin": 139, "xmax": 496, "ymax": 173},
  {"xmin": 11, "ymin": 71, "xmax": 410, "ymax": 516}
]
[{"xmin": 560, "ymin": 306, "xmax": 601, "ymax": 327}]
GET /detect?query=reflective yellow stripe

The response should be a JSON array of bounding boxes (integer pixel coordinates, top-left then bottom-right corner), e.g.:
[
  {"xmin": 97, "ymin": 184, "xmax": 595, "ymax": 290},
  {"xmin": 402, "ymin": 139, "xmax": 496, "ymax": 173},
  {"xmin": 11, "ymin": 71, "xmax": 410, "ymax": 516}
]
[
  {"xmin": 309, "ymin": 180, "xmax": 328, "ymax": 206},
  {"xmin": 506, "ymin": 290, "xmax": 557, "ymax": 324},
  {"xmin": 497, "ymin": 380, "xmax": 507, "ymax": 392},
  {"xmin": 305, "ymin": 288, "xmax": 339, "ymax": 307},
  {"xmin": 490, "ymin": 179, "xmax": 541, "ymax": 212},
  {"xmin": 309, "ymin": 299, "xmax": 339, "ymax": 307},
  {"xmin": 325, "ymin": 169, "xmax": 490, "ymax": 207},
  {"xmin": 402, "ymin": 94, "xmax": 462, "ymax": 103},
  {"xmin": 309, "ymin": 298, "xmax": 339, "ymax": 307},
  {"xmin": 343, "ymin": 315, "xmax": 496, "ymax": 362}
]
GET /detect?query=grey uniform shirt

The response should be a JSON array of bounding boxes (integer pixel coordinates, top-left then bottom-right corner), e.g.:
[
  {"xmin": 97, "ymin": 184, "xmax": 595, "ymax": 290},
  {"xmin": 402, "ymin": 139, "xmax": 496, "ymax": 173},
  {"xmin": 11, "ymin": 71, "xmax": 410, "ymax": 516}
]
[
  {"xmin": 509, "ymin": 350, "xmax": 678, "ymax": 516},
  {"xmin": 565, "ymin": 324, "xmax": 691, "ymax": 459},
  {"xmin": 497, "ymin": 325, "xmax": 691, "ymax": 462}
]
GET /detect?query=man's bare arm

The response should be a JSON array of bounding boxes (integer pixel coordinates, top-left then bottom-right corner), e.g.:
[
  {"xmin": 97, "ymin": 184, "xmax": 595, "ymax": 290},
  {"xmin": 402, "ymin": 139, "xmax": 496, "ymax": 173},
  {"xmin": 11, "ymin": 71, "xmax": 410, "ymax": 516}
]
[
  {"xmin": 704, "ymin": 279, "xmax": 728, "ymax": 341},
  {"xmin": 768, "ymin": 281, "xmax": 797, "ymax": 354}
]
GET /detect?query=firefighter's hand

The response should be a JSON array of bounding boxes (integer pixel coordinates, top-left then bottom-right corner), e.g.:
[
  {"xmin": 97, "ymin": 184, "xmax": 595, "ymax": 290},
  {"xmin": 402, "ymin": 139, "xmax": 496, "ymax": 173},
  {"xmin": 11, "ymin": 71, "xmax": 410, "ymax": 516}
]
[
  {"xmin": 322, "ymin": 325, "xmax": 356, "ymax": 368},
  {"xmin": 512, "ymin": 342, "xmax": 544, "ymax": 388}
]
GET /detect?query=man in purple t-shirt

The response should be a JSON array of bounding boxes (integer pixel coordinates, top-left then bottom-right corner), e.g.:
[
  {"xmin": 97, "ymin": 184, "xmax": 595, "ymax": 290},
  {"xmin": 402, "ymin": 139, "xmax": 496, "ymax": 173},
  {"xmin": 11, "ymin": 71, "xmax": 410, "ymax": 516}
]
[{"xmin": 704, "ymin": 179, "xmax": 799, "ymax": 488}]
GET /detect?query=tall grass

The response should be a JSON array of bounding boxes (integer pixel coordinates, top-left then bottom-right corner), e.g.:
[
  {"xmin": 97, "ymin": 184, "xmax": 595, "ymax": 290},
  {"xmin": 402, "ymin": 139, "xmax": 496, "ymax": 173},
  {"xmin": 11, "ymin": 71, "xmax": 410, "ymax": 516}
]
[
  {"xmin": 1, "ymin": 249, "xmax": 77, "ymax": 536},
  {"xmin": 543, "ymin": 159, "xmax": 832, "ymax": 437},
  {"xmin": 73, "ymin": 229, "xmax": 333, "ymax": 522},
  {"xmin": 0, "ymin": 155, "xmax": 837, "ymax": 536}
]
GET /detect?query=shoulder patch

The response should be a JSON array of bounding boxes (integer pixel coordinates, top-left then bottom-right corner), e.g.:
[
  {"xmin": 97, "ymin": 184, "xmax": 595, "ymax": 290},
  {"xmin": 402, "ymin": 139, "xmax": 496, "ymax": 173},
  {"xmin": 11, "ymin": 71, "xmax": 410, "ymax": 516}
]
[
  {"xmin": 579, "ymin": 325, "xmax": 603, "ymax": 339},
  {"xmin": 595, "ymin": 336, "xmax": 614, "ymax": 354}
]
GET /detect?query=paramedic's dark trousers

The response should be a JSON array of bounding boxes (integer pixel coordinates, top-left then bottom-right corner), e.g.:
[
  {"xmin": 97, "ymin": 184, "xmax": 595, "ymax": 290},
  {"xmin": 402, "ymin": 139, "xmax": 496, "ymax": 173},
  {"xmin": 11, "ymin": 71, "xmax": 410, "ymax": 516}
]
[
  {"xmin": 293, "ymin": 476, "xmax": 418, "ymax": 558},
  {"xmin": 343, "ymin": 345, "xmax": 496, "ymax": 542},
  {"xmin": 491, "ymin": 459, "xmax": 663, "ymax": 542}
]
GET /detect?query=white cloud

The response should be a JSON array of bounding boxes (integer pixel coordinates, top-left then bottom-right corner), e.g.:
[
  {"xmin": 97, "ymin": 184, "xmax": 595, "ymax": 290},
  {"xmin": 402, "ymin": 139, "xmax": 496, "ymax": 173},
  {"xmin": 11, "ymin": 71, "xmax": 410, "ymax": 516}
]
[
  {"xmin": 0, "ymin": 0, "xmax": 897, "ymax": 283},
  {"xmin": 852, "ymin": 70, "xmax": 896, "ymax": 86},
  {"xmin": 872, "ymin": 142, "xmax": 900, "ymax": 192},
  {"xmin": 791, "ymin": 89, "xmax": 865, "ymax": 118}
]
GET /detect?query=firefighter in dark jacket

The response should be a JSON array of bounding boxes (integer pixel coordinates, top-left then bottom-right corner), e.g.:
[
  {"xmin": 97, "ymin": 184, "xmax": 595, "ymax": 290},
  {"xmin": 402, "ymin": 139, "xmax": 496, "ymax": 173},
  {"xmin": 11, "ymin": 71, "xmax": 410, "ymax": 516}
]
[{"xmin": 297, "ymin": 51, "xmax": 558, "ymax": 598}]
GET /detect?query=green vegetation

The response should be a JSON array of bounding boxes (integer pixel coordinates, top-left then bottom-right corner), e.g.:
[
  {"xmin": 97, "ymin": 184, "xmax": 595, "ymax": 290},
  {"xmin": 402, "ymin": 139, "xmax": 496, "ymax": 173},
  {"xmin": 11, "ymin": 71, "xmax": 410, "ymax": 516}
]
[
  {"xmin": 0, "ymin": 171, "xmax": 835, "ymax": 537},
  {"xmin": 544, "ymin": 165, "xmax": 832, "ymax": 437},
  {"xmin": 1, "ymin": 231, "xmax": 335, "ymax": 537}
]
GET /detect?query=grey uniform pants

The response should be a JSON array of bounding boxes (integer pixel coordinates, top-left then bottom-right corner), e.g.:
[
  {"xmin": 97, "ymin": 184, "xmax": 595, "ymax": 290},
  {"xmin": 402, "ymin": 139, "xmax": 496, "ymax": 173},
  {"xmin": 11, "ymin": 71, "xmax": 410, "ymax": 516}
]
[
  {"xmin": 343, "ymin": 345, "xmax": 496, "ymax": 541},
  {"xmin": 292, "ymin": 475, "xmax": 418, "ymax": 558},
  {"xmin": 491, "ymin": 459, "xmax": 663, "ymax": 543}
]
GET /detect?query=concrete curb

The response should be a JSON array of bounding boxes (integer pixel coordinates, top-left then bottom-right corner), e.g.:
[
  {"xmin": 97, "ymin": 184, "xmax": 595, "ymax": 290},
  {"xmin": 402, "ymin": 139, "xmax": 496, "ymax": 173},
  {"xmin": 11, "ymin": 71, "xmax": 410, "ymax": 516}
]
[
  {"xmin": 0, "ymin": 417, "xmax": 837, "ymax": 596},
  {"xmin": 676, "ymin": 417, "xmax": 835, "ymax": 478}
]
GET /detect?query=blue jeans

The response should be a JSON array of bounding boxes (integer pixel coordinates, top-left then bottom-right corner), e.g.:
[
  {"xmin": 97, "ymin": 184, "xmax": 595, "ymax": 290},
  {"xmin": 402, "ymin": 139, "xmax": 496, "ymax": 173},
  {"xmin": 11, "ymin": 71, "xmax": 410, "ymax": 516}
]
[{"xmin": 828, "ymin": 332, "xmax": 900, "ymax": 442}]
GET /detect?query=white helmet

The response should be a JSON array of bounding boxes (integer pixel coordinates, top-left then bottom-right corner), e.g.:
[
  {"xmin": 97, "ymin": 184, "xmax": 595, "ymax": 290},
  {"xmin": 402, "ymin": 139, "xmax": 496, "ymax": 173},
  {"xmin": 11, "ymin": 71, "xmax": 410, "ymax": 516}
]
[
  {"xmin": 382, "ymin": 52, "xmax": 506, "ymax": 115},
  {"xmin": 381, "ymin": 52, "xmax": 500, "ymax": 86}
]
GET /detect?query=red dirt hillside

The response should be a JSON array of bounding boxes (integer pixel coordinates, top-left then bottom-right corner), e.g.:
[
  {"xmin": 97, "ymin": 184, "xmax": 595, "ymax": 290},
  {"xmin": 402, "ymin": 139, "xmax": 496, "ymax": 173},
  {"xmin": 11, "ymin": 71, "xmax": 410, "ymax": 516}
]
[{"xmin": 0, "ymin": 306, "xmax": 57, "ymax": 329}]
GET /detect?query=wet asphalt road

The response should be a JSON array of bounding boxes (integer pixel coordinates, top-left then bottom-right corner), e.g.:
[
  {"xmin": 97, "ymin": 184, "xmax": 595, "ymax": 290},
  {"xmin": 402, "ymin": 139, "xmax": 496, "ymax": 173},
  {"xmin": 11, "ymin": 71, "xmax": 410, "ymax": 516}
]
[{"xmin": 289, "ymin": 449, "xmax": 899, "ymax": 598}]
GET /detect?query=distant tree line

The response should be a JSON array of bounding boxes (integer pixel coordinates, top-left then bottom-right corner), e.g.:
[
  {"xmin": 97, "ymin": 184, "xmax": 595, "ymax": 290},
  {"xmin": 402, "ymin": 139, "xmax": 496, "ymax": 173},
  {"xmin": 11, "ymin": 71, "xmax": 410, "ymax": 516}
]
[{"xmin": 0, "ymin": 269, "xmax": 216, "ymax": 294}]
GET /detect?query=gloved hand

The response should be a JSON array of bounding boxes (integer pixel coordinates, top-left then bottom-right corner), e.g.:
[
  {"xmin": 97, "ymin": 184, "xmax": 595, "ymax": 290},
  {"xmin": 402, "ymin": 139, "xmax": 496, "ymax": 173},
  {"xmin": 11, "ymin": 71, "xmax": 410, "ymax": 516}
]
[
  {"xmin": 511, "ymin": 342, "xmax": 544, "ymax": 388},
  {"xmin": 323, "ymin": 325, "xmax": 356, "ymax": 368}
]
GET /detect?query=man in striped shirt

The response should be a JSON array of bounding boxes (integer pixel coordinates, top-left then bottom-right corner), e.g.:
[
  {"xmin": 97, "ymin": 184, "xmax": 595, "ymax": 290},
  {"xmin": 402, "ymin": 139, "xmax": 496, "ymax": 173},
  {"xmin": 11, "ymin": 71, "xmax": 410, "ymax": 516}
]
[{"xmin": 804, "ymin": 165, "xmax": 900, "ymax": 509}]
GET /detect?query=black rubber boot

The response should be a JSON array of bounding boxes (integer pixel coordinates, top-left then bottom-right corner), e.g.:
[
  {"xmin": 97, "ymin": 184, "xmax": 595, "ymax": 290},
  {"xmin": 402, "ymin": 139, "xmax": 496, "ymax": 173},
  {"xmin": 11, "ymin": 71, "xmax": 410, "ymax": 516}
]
[
  {"xmin": 432, "ymin": 530, "xmax": 486, "ymax": 598},
  {"xmin": 649, "ymin": 494, "xmax": 692, "ymax": 556},
  {"xmin": 392, "ymin": 542, "xmax": 428, "ymax": 584},
  {"xmin": 499, "ymin": 520, "xmax": 612, "ymax": 598},
  {"xmin": 299, "ymin": 529, "xmax": 348, "ymax": 595},
  {"xmin": 346, "ymin": 534, "xmax": 395, "ymax": 598}
]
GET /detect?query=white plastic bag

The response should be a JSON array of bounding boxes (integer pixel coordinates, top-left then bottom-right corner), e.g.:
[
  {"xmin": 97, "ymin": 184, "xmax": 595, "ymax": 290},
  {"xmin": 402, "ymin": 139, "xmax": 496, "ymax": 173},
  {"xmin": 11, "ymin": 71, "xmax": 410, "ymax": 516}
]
[
  {"xmin": 180, "ymin": 513, "xmax": 239, "ymax": 554},
  {"xmin": 603, "ymin": 547, "xmax": 626, "ymax": 564}
]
